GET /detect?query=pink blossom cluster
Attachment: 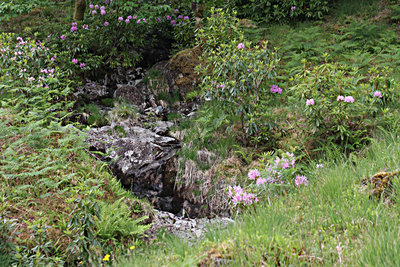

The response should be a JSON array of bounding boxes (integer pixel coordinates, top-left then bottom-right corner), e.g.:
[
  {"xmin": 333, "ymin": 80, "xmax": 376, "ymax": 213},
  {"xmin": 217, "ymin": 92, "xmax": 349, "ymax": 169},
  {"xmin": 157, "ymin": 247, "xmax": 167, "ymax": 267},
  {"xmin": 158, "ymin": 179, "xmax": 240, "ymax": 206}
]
[
  {"xmin": 274, "ymin": 152, "xmax": 296, "ymax": 170},
  {"xmin": 337, "ymin": 95, "xmax": 355, "ymax": 103},
  {"xmin": 316, "ymin": 163, "xmax": 324, "ymax": 168},
  {"xmin": 40, "ymin": 68, "xmax": 55, "ymax": 74},
  {"xmin": 1, "ymin": 37, "xmax": 59, "ymax": 89},
  {"xmin": 295, "ymin": 175, "xmax": 309, "ymax": 187},
  {"xmin": 70, "ymin": 22, "xmax": 78, "ymax": 32},
  {"xmin": 228, "ymin": 186, "xmax": 259, "ymax": 205},
  {"xmin": 255, "ymin": 176, "xmax": 278, "ymax": 186},
  {"xmin": 373, "ymin": 91, "xmax": 382, "ymax": 98},
  {"xmin": 248, "ymin": 169, "xmax": 260, "ymax": 180},
  {"xmin": 270, "ymin": 84, "xmax": 282, "ymax": 94},
  {"xmin": 306, "ymin": 98, "xmax": 315, "ymax": 106}
]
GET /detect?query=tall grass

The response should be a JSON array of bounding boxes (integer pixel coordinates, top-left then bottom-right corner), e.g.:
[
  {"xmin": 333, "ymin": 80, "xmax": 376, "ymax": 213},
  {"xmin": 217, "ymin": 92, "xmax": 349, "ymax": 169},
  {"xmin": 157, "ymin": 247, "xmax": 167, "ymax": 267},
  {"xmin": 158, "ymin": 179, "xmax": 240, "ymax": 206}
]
[{"xmin": 118, "ymin": 130, "xmax": 400, "ymax": 266}]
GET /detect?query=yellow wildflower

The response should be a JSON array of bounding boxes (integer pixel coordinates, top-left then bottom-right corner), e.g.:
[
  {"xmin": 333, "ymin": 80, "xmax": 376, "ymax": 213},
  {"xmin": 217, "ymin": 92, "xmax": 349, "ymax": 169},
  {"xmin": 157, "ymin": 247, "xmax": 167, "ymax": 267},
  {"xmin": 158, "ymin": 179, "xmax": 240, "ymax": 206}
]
[
  {"xmin": 130, "ymin": 245, "xmax": 135, "ymax": 250},
  {"xmin": 103, "ymin": 254, "xmax": 111, "ymax": 261}
]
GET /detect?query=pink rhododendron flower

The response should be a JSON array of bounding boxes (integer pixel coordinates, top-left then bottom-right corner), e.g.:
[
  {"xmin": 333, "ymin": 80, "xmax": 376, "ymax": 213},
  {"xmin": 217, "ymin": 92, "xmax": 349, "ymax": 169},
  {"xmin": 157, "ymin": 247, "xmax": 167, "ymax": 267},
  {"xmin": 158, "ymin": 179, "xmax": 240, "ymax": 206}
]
[
  {"xmin": 184, "ymin": 16, "xmax": 189, "ymax": 20},
  {"xmin": 89, "ymin": 4, "xmax": 94, "ymax": 9},
  {"xmin": 101, "ymin": 9, "xmax": 106, "ymax": 15},
  {"xmin": 104, "ymin": 21, "xmax": 109, "ymax": 26},
  {"xmin": 125, "ymin": 19, "xmax": 130, "ymax": 24},
  {"xmin": 72, "ymin": 58, "xmax": 78, "ymax": 64},
  {"xmin": 118, "ymin": 17, "xmax": 123, "ymax": 22},
  {"xmin": 337, "ymin": 95, "xmax": 345, "ymax": 101},
  {"xmin": 83, "ymin": 24, "xmax": 89, "ymax": 30},
  {"xmin": 295, "ymin": 175, "xmax": 308, "ymax": 187},
  {"xmin": 248, "ymin": 169, "xmax": 260, "ymax": 180},
  {"xmin": 281, "ymin": 162, "xmax": 290, "ymax": 169},
  {"xmin": 316, "ymin": 163, "xmax": 324, "ymax": 168},
  {"xmin": 80, "ymin": 63, "xmax": 86, "ymax": 69},
  {"xmin": 92, "ymin": 10, "xmax": 97, "ymax": 15},
  {"xmin": 270, "ymin": 84, "xmax": 282, "ymax": 94},
  {"xmin": 344, "ymin": 96, "xmax": 354, "ymax": 103},
  {"xmin": 95, "ymin": 4, "xmax": 99, "ymax": 9},
  {"xmin": 171, "ymin": 20, "xmax": 176, "ymax": 25},
  {"xmin": 238, "ymin": 43, "xmax": 245, "ymax": 49},
  {"xmin": 233, "ymin": 185, "xmax": 243, "ymax": 195},
  {"xmin": 256, "ymin": 178, "xmax": 267, "ymax": 186},
  {"xmin": 291, "ymin": 6, "xmax": 296, "ymax": 11},
  {"xmin": 60, "ymin": 35, "xmax": 66, "ymax": 40},
  {"xmin": 127, "ymin": 15, "xmax": 132, "ymax": 20},
  {"xmin": 373, "ymin": 91, "xmax": 382, "ymax": 98},
  {"xmin": 306, "ymin": 99, "xmax": 315, "ymax": 106}
]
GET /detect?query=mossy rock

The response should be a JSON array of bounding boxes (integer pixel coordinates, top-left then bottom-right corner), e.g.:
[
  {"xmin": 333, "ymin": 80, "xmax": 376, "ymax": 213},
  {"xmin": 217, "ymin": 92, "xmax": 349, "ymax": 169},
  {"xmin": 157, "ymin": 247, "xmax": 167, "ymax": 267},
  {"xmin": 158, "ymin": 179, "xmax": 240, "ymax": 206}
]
[
  {"xmin": 168, "ymin": 46, "xmax": 202, "ymax": 97},
  {"xmin": 366, "ymin": 170, "xmax": 400, "ymax": 198}
]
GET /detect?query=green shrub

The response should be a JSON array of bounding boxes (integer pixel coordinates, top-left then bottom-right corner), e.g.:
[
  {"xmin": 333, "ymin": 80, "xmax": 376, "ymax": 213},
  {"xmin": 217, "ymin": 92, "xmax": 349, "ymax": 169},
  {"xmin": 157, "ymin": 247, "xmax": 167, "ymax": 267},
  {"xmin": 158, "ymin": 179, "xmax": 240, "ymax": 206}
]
[
  {"xmin": 96, "ymin": 198, "xmax": 150, "ymax": 241},
  {"xmin": 233, "ymin": 0, "xmax": 329, "ymax": 23},
  {"xmin": 290, "ymin": 60, "xmax": 398, "ymax": 151},
  {"xmin": 50, "ymin": 0, "xmax": 195, "ymax": 78},
  {"xmin": 197, "ymin": 8, "xmax": 280, "ymax": 140}
]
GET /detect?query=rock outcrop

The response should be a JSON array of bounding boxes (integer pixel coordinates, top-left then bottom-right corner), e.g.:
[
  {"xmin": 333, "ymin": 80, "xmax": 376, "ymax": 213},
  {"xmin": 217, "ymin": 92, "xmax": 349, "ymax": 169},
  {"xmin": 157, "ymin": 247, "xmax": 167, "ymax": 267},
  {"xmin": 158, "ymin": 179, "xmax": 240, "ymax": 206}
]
[
  {"xmin": 147, "ymin": 46, "xmax": 202, "ymax": 97},
  {"xmin": 86, "ymin": 122, "xmax": 182, "ymax": 213}
]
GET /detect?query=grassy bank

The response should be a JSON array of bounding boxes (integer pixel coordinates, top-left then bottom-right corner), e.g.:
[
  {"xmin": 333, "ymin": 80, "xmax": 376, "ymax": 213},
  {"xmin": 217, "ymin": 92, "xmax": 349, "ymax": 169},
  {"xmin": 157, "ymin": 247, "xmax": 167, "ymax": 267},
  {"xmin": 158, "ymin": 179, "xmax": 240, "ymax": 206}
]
[{"xmin": 120, "ymin": 129, "xmax": 400, "ymax": 266}]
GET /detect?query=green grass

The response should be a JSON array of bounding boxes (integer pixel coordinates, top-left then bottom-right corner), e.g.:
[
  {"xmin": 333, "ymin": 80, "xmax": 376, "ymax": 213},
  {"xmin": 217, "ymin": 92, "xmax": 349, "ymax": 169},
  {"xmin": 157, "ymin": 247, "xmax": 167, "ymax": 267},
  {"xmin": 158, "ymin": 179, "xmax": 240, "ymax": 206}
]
[
  {"xmin": 331, "ymin": 0, "xmax": 382, "ymax": 19},
  {"xmin": 0, "ymin": 0, "xmax": 74, "ymax": 40},
  {"xmin": 119, "ymin": 130, "xmax": 400, "ymax": 266},
  {"xmin": 118, "ymin": 1, "xmax": 400, "ymax": 265}
]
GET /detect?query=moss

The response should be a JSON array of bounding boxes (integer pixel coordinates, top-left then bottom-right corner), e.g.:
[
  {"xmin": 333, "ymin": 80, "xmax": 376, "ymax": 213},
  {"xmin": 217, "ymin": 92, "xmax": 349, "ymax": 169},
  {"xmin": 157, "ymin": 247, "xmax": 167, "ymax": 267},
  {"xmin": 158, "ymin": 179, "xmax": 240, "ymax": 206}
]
[{"xmin": 169, "ymin": 46, "xmax": 202, "ymax": 96}]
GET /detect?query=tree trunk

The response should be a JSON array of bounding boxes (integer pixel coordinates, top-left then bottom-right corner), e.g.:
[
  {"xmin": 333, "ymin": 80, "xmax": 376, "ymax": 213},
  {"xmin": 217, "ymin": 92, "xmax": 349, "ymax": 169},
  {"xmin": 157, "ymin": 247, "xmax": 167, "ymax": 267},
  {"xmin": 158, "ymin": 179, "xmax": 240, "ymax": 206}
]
[{"xmin": 74, "ymin": 0, "xmax": 86, "ymax": 21}]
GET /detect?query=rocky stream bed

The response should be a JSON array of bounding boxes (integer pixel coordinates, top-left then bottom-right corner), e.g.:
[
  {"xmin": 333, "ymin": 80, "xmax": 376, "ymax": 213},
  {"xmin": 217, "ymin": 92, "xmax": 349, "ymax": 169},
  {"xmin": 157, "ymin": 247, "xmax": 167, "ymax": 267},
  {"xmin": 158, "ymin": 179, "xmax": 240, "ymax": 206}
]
[{"xmin": 74, "ymin": 48, "xmax": 235, "ymax": 239}]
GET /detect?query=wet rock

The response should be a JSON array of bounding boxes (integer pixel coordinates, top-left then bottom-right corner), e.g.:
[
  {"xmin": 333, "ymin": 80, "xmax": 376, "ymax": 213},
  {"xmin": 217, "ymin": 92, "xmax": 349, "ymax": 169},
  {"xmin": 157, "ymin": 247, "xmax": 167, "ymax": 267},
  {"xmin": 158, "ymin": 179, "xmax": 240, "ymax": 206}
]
[
  {"xmin": 148, "ymin": 210, "xmax": 234, "ymax": 242},
  {"xmin": 113, "ymin": 83, "xmax": 148, "ymax": 110},
  {"xmin": 170, "ymin": 130, "xmax": 186, "ymax": 141},
  {"xmin": 86, "ymin": 125, "xmax": 181, "ymax": 213},
  {"xmin": 147, "ymin": 46, "xmax": 202, "ymax": 98},
  {"xmin": 151, "ymin": 121, "xmax": 174, "ymax": 135},
  {"xmin": 168, "ymin": 46, "xmax": 202, "ymax": 97},
  {"xmin": 74, "ymin": 81, "xmax": 109, "ymax": 100}
]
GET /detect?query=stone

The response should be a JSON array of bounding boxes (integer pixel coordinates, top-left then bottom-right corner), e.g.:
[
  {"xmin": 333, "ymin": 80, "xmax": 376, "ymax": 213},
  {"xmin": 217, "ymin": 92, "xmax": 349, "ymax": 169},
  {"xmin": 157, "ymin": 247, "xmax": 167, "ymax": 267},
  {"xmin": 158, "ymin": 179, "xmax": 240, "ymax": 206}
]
[
  {"xmin": 86, "ymin": 125, "xmax": 181, "ymax": 213},
  {"xmin": 168, "ymin": 46, "xmax": 202, "ymax": 97},
  {"xmin": 74, "ymin": 81, "xmax": 109, "ymax": 100},
  {"xmin": 152, "ymin": 121, "xmax": 174, "ymax": 135},
  {"xmin": 147, "ymin": 46, "xmax": 202, "ymax": 98},
  {"xmin": 113, "ymin": 83, "xmax": 148, "ymax": 109},
  {"xmin": 147, "ymin": 210, "xmax": 234, "ymax": 242}
]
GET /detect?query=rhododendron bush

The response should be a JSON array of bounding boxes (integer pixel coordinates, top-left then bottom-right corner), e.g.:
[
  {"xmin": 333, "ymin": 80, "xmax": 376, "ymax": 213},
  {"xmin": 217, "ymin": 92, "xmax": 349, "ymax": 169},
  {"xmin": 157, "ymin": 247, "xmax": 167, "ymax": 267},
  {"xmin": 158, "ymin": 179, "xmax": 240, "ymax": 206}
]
[
  {"xmin": 290, "ymin": 60, "xmax": 399, "ymax": 151},
  {"xmin": 197, "ymin": 8, "xmax": 281, "ymax": 142},
  {"xmin": 51, "ymin": 0, "xmax": 194, "ymax": 76}
]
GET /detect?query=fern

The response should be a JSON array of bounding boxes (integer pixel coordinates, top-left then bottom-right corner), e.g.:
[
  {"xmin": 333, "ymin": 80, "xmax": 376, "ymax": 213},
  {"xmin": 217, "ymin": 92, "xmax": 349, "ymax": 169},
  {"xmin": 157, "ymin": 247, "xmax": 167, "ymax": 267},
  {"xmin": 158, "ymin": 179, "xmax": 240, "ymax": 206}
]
[{"xmin": 96, "ymin": 198, "xmax": 150, "ymax": 241}]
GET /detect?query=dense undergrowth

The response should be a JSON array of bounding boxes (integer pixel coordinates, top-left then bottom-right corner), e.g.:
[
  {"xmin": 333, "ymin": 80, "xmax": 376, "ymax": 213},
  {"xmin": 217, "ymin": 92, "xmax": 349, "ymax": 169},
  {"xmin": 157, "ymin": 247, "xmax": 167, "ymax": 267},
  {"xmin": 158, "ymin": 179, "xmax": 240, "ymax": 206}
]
[
  {"xmin": 1, "ymin": 0, "xmax": 400, "ymax": 265},
  {"xmin": 0, "ymin": 33, "xmax": 150, "ymax": 265}
]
